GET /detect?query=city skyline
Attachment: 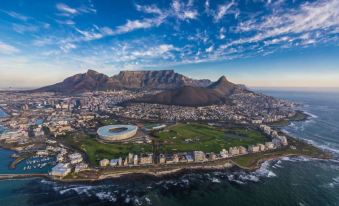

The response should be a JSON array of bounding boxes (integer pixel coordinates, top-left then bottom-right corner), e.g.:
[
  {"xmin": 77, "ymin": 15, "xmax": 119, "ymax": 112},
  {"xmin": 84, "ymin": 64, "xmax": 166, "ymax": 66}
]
[{"xmin": 1, "ymin": 0, "xmax": 339, "ymax": 88}]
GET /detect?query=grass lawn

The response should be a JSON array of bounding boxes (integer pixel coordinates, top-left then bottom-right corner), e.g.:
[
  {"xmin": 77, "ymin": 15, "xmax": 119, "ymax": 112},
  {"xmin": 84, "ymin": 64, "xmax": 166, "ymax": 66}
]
[
  {"xmin": 62, "ymin": 133, "xmax": 152, "ymax": 166},
  {"xmin": 155, "ymin": 123, "xmax": 268, "ymax": 153},
  {"xmin": 98, "ymin": 118, "xmax": 117, "ymax": 126}
]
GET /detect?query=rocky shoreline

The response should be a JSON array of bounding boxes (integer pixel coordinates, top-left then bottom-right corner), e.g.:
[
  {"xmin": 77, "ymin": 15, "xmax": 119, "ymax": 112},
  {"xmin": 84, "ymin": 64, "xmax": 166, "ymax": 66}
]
[{"xmin": 0, "ymin": 149, "xmax": 330, "ymax": 183}]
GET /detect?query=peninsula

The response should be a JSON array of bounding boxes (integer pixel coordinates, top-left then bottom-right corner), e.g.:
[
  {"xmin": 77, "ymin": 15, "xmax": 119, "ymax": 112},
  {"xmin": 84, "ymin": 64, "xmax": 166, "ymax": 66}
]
[{"xmin": 0, "ymin": 70, "xmax": 330, "ymax": 181}]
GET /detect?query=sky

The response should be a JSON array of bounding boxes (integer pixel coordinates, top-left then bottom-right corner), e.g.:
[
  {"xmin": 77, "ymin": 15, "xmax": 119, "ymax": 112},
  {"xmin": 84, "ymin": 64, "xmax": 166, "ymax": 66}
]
[{"xmin": 0, "ymin": 0, "xmax": 339, "ymax": 88}]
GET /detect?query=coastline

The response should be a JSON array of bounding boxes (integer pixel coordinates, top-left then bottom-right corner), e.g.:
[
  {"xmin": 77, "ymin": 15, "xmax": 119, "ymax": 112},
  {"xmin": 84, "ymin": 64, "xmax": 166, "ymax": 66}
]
[
  {"xmin": 0, "ymin": 153, "xmax": 330, "ymax": 183},
  {"xmin": 0, "ymin": 145, "xmax": 330, "ymax": 183},
  {"xmin": 0, "ymin": 109, "xmax": 332, "ymax": 183}
]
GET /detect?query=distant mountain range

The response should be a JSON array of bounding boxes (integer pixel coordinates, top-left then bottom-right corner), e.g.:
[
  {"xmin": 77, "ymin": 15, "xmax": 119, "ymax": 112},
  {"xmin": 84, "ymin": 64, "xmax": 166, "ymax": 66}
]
[
  {"xmin": 34, "ymin": 69, "xmax": 250, "ymax": 106},
  {"xmin": 135, "ymin": 76, "xmax": 250, "ymax": 106},
  {"xmin": 34, "ymin": 69, "xmax": 211, "ymax": 94}
]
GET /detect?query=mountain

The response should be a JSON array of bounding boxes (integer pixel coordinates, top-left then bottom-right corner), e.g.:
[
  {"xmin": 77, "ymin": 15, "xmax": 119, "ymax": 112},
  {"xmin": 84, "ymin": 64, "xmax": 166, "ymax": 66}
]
[
  {"xmin": 34, "ymin": 69, "xmax": 211, "ymax": 93},
  {"xmin": 35, "ymin": 70, "xmax": 114, "ymax": 93},
  {"xmin": 135, "ymin": 76, "xmax": 249, "ymax": 107},
  {"xmin": 112, "ymin": 70, "xmax": 211, "ymax": 90}
]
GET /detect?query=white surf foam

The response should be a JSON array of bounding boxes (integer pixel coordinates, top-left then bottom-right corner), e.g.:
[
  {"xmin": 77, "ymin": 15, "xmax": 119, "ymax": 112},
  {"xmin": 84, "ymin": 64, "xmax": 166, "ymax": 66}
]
[
  {"xmin": 303, "ymin": 111, "xmax": 318, "ymax": 118},
  {"xmin": 238, "ymin": 174, "xmax": 260, "ymax": 182},
  {"xmin": 58, "ymin": 185, "xmax": 95, "ymax": 196},
  {"xmin": 95, "ymin": 191, "xmax": 117, "ymax": 202},
  {"xmin": 326, "ymin": 176, "xmax": 339, "ymax": 188},
  {"xmin": 254, "ymin": 161, "xmax": 277, "ymax": 178},
  {"xmin": 211, "ymin": 177, "xmax": 221, "ymax": 183}
]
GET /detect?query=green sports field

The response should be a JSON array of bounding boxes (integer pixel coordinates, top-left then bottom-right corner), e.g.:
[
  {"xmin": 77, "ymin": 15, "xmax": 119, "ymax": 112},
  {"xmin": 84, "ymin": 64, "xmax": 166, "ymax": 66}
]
[
  {"xmin": 155, "ymin": 123, "xmax": 268, "ymax": 153},
  {"xmin": 62, "ymin": 123, "xmax": 269, "ymax": 166}
]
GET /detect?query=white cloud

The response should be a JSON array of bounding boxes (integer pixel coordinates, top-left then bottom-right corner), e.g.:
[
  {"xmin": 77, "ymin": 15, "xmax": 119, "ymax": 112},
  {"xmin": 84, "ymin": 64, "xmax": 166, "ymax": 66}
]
[
  {"xmin": 60, "ymin": 42, "xmax": 76, "ymax": 53},
  {"xmin": 172, "ymin": 0, "xmax": 181, "ymax": 13},
  {"xmin": 0, "ymin": 41, "xmax": 19, "ymax": 54},
  {"xmin": 214, "ymin": 1, "xmax": 234, "ymax": 22},
  {"xmin": 131, "ymin": 44, "xmax": 177, "ymax": 58},
  {"xmin": 75, "ymin": 26, "xmax": 113, "ymax": 41},
  {"xmin": 75, "ymin": 28, "xmax": 103, "ymax": 41},
  {"xmin": 159, "ymin": 44, "xmax": 176, "ymax": 52},
  {"xmin": 56, "ymin": 3, "xmax": 96, "ymax": 16},
  {"xmin": 219, "ymin": 27, "xmax": 225, "ymax": 39},
  {"xmin": 55, "ymin": 19, "xmax": 75, "ymax": 25},
  {"xmin": 184, "ymin": 10, "xmax": 198, "ymax": 19},
  {"xmin": 171, "ymin": 0, "xmax": 198, "ymax": 20},
  {"xmin": 12, "ymin": 23, "xmax": 39, "ymax": 33},
  {"xmin": 56, "ymin": 3, "xmax": 78, "ymax": 15},
  {"xmin": 1, "ymin": 10, "xmax": 29, "ymax": 21},
  {"xmin": 235, "ymin": 0, "xmax": 339, "ymax": 44},
  {"xmin": 115, "ymin": 16, "xmax": 166, "ymax": 34},
  {"xmin": 78, "ymin": 6, "xmax": 97, "ymax": 14},
  {"xmin": 100, "ymin": 27, "xmax": 114, "ymax": 35},
  {"xmin": 263, "ymin": 36, "xmax": 291, "ymax": 46},
  {"xmin": 32, "ymin": 37, "xmax": 55, "ymax": 47},
  {"xmin": 188, "ymin": 30, "xmax": 210, "ymax": 44},
  {"xmin": 205, "ymin": 0, "xmax": 210, "ymax": 14},
  {"xmin": 206, "ymin": 45, "xmax": 214, "ymax": 52},
  {"xmin": 135, "ymin": 4, "xmax": 163, "ymax": 15}
]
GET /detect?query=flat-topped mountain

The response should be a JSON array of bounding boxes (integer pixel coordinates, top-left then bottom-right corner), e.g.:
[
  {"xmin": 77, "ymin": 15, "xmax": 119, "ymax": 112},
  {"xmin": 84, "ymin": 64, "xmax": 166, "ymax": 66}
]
[
  {"xmin": 135, "ymin": 76, "xmax": 250, "ymax": 106},
  {"xmin": 34, "ymin": 69, "xmax": 211, "ymax": 94},
  {"xmin": 112, "ymin": 70, "xmax": 211, "ymax": 90}
]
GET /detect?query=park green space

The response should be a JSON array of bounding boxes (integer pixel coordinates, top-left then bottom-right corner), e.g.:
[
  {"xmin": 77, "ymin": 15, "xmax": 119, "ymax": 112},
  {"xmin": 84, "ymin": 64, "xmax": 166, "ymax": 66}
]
[
  {"xmin": 144, "ymin": 123, "xmax": 162, "ymax": 130},
  {"xmin": 61, "ymin": 133, "xmax": 152, "ymax": 166},
  {"xmin": 155, "ymin": 123, "xmax": 269, "ymax": 153},
  {"xmin": 98, "ymin": 118, "xmax": 117, "ymax": 126}
]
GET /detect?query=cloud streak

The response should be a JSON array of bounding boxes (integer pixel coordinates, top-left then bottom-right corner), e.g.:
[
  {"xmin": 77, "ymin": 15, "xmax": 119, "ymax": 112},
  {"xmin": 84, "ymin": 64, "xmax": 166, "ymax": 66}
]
[
  {"xmin": 56, "ymin": 2, "xmax": 96, "ymax": 16},
  {"xmin": 0, "ymin": 41, "xmax": 20, "ymax": 54},
  {"xmin": 214, "ymin": 1, "xmax": 234, "ymax": 22}
]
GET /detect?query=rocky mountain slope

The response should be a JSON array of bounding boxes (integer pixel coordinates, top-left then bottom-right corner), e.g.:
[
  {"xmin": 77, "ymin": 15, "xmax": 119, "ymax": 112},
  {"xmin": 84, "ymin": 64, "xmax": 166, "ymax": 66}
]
[
  {"xmin": 135, "ymin": 76, "xmax": 250, "ymax": 106},
  {"xmin": 34, "ymin": 69, "xmax": 211, "ymax": 93}
]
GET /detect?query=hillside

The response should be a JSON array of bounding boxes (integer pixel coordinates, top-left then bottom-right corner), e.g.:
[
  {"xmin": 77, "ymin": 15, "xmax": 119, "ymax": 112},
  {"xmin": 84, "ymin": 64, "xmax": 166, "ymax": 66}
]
[
  {"xmin": 34, "ymin": 69, "xmax": 211, "ymax": 94},
  {"xmin": 135, "ymin": 76, "xmax": 250, "ymax": 106}
]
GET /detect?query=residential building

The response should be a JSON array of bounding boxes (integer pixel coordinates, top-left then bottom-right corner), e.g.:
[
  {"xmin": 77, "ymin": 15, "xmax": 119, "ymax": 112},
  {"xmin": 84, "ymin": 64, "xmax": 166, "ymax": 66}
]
[
  {"xmin": 50, "ymin": 163, "xmax": 71, "ymax": 177},
  {"xmin": 110, "ymin": 159, "xmax": 119, "ymax": 166},
  {"xmin": 265, "ymin": 142, "xmax": 275, "ymax": 150},
  {"xmin": 229, "ymin": 147, "xmax": 239, "ymax": 156},
  {"xmin": 239, "ymin": 146, "xmax": 248, "ymax": 154},
  {"xmin": 248, "ymin": 145, "xmax": 260, "ymax": 153},
  {"xmin": 74, "ymin": 163, "xmax": 88, "ymax": 173},
  {"xmin": 68, "ymin": 153, "xmax": 83, "ymax": 164},
  {"xmin": 193, "ymin": 151, "xmax": 205, "ymax": 162},
  {"xmin": 100, "ymin": 159, "xmax": 109, "ymax": 167}
]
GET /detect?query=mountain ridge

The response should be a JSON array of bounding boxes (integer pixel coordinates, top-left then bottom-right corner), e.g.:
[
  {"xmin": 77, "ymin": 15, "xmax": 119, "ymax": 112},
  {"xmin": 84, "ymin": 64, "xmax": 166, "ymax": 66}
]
[
  {"xmin": 34, "ymin": 69, "xmax": 212, "ymax": 94},
  {"xmin": 134, "ymin": 75, "xmax": 250, "ymax": 107}
]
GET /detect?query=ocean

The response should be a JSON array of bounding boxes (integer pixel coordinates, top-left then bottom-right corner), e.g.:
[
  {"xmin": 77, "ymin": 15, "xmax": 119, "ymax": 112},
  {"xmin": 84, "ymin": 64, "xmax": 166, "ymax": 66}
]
[{"xmin": 0, "ymin": 90, "xmax": 339, "ymax": 206}]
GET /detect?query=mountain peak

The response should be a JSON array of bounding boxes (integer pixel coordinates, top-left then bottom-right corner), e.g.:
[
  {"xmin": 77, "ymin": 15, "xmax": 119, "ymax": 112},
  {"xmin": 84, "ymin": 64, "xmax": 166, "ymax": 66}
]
[
  {"xmin": 208, "ymin": 75, "xmax": 232, "ymax": 89},
  {"xmin": 137, "ymin": 74, "xmax": 249, "ymax": 107},
  {"xmin": 217, "ymin": 75, "xmax": 228, "ymax": 83},
  {"xmin": 86, "ymin": 69, "xmax": 100, "ymax": 76}
]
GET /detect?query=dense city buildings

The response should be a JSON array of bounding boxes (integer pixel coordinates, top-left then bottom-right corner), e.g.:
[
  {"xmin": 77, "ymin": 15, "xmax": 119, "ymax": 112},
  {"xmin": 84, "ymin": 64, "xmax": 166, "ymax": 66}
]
[{"xmin": 0, "ymin": 89, "xmax": 294, "ymax": 178}]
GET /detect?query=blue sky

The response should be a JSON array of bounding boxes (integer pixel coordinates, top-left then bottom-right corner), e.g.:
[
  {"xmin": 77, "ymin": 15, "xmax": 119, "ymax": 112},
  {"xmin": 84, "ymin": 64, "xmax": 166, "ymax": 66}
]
[{"xmin": 0, "ymin": 0, "xmax": 339, "ymax": 88}]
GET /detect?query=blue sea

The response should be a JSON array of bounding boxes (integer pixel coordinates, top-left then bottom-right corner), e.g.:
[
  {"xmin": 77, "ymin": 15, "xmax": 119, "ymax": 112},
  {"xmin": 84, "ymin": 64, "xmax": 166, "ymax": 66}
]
[{"xmin": 0, "ymin": 90, "xmax": 339, "ymax": 206}]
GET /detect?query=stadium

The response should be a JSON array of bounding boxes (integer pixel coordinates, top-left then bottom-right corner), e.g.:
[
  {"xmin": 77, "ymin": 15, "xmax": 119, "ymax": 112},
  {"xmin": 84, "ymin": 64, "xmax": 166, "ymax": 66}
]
[{"xmin": 97, "ymin": 124, "xmax": 138, "ymax": 142}]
